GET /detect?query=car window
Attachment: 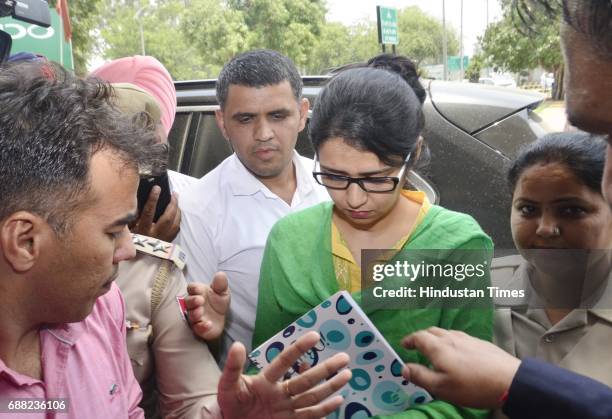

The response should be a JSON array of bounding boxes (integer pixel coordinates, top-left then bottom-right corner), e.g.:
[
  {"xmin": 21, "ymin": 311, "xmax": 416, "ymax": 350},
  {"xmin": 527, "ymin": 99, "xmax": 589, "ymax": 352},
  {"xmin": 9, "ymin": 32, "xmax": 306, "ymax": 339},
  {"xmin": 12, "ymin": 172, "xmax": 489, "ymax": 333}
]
[{"xmin": 168, "ymin": 112, "xmax": 192, "ymax": 171}]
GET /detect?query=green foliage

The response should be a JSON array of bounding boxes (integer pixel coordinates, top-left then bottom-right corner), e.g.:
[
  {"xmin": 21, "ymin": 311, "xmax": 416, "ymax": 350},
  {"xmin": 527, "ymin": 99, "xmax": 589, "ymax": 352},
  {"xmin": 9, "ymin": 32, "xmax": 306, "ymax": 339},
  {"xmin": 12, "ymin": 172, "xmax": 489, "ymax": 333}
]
[
  {"xmin": 99, "ymin": 0, "xmax": 208, "ymax": 79},
  {"xmin": 465, "ymin": 53, "xmax": 484, "ymax": 82},
  {"xmin": 307, "ymin": 19, "xmax": 379, "ymax": 74},
  {"xmin": 477, "ymin": 3, "xmax": 563, "ymax": 97},
  {"xmin": 396, "ymin": 6, "xmax": 459, "ymax": 66},
  {"xmin": 48, "ymin": 0, "xmax": 103, "ymax": 75},
  {"xmin": 479, "ymin": 18, "xmax": 535, "ymax": 72},
  {"xmin": 181, "ymin": 0, "xmax": 327, "ymax": 75},
  {"xmin": 93, "ymin": 2, "xmax": 459, "ymax": 80},
  {"xmin": 181, "ymin": 0, "xmax": 249, "ymax": 78},
  {"xmin": 226, "ymin": 0, "xmax": 326, "ymax": 71},
  {"xmin": 308, "ymin": 7, "xmax": 459, "ymax": 75}
]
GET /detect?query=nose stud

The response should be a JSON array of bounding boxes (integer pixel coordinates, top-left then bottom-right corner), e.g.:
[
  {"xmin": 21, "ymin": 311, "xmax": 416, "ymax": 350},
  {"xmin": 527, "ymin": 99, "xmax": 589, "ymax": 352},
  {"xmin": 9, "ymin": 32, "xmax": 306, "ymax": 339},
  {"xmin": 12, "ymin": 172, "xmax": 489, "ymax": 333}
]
[{"xmin": 552, "ymin": 226, "xmax": 561, "ymax": 237}]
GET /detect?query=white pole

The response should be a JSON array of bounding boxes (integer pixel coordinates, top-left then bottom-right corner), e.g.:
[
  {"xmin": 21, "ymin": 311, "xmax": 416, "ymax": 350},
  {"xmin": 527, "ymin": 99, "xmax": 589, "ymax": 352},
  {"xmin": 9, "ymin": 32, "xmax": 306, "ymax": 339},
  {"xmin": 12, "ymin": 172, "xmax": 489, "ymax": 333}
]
[
  {"xmin": 460, "ymin": 0, "xmax": 464, "ymax": 82},
  {"xmin": 139, "ymin": 23, "xmax": 145, "ymax": 55},
  {"xmin": 134, "ymin": 5, "xmax": 150, "ymax": 56},
  {"xmin": 485, "ymin": 0, "xmax": 489, "ymax": 77},
  {"xmin": 442, "ymin": 0, "xmax": 448, "ymax": 81},
  {"xmin": 58, "ymin": 7, "xmax": 64, "ymax": 66}
]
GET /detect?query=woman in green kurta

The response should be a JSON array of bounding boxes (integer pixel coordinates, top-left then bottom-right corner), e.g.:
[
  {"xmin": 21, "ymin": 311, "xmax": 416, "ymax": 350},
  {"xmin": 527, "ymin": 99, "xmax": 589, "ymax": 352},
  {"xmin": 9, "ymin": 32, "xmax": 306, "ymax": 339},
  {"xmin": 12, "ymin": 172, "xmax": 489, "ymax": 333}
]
[{"xmin": 253, "ymin": 56, "xmax": 493, "ymax": 418}]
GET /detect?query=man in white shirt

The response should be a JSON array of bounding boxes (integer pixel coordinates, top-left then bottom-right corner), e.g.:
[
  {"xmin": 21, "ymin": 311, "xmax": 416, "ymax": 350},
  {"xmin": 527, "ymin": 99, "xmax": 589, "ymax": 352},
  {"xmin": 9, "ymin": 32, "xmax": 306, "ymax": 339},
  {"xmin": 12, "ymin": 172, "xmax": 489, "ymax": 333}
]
[{"xmin": 176, "ymin": 50, "xmax": 329, "ymax": 361}]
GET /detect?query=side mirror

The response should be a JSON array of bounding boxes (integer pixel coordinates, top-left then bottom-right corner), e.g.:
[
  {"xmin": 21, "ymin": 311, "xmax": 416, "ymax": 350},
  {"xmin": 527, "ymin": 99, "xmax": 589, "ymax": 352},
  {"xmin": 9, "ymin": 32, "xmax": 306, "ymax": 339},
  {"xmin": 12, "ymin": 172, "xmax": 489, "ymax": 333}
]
[
  {"xmin": 0, "ymin": 0, "xmax": 52, "ymax": 64},
  {"xmin": 0, "ymin": 29, "xmax": 11, "ymax": 63},
  {"xmin": 0, "ymin": 0, "xmax": 51, "ymax": 27}
]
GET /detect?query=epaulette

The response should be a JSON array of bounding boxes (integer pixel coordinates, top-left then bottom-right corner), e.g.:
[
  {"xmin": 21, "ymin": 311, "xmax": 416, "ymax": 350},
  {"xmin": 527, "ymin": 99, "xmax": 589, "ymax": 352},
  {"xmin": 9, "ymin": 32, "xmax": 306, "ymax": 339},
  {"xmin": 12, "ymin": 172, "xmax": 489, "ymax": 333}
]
[{"xmin": 131, "ymin": 233, "xmax": 186, "ymax": 271}]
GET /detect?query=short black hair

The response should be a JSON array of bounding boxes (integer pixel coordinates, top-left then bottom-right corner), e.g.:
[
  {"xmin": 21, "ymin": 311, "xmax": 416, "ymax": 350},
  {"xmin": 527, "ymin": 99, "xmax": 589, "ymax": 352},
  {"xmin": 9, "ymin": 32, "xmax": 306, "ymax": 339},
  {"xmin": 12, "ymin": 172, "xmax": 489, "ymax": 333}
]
[
  {"xmin": 309, "ymin": 67, "xmax": 423, "ymax": 167},
  {"xmin": 508, "ymin": 131, "xmax": 607, "ymax": 194},
  {"xmin": 513, "ymin": 0, "xmax": 612, "ymax": 50},
  {"xmin": 0, "ymin": 62, "xmax": 166, "ymax": 234},
  {"xmin": 216, "ymin": 49, "xmax": 303, "ymax": 108}
]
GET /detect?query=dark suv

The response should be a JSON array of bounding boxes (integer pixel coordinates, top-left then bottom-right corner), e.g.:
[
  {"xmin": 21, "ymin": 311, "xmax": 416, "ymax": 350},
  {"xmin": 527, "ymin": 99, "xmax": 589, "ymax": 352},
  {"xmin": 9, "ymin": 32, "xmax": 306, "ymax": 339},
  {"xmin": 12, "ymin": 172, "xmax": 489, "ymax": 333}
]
[{"xmin": 168, "ymin": 77, "xmax": 548, "ymax": 250}]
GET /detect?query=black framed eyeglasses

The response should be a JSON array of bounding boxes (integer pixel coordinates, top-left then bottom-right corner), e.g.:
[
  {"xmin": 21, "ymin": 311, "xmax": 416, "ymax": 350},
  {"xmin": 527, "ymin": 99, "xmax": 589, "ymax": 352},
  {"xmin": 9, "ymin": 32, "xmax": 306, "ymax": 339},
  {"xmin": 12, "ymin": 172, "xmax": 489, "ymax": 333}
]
[{"xmin": 312, "ymin": 153, "xmax": 411, "ymax": 193}]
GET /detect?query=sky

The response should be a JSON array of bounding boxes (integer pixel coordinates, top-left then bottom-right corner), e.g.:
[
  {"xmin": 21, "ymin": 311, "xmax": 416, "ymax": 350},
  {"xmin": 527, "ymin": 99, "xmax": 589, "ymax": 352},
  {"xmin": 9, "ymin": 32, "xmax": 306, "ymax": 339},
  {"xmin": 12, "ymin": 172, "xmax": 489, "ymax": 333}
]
[{"xmin": 326, "ymin": 0, "xmax": 503, "ymax": 56}]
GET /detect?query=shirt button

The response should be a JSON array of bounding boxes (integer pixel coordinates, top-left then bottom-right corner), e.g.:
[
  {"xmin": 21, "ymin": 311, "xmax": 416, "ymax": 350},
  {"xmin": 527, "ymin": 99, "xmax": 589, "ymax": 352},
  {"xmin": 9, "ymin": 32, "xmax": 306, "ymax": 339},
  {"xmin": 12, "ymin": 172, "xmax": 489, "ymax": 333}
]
[{"xmin": 544, "ymin": 335, "xmax": 555, "ymax": 343}]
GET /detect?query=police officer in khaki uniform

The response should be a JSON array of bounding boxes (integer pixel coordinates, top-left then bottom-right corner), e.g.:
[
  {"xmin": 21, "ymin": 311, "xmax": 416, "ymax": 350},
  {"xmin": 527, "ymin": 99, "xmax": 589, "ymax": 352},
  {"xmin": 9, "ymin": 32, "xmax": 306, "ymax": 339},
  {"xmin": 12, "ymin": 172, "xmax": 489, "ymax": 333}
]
[
  {"xmin": 109, "ymin": 83, "xmax": 229, "ymax": 418},
  {"xmin": 117, "ymin": 234, "xmax": 226, "ymax": 418}
]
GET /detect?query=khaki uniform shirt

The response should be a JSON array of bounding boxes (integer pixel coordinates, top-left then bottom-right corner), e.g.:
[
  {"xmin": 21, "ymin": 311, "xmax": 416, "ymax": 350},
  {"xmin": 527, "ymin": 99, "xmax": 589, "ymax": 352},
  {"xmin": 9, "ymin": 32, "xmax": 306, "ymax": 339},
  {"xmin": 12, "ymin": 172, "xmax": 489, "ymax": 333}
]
[
  {"xmin": 491, "ymin": 255, "xmax": 612, "ymax": 419},
  {"xmin": 117, "ymin": 234, "xmax": 221, "ymax": 418}
]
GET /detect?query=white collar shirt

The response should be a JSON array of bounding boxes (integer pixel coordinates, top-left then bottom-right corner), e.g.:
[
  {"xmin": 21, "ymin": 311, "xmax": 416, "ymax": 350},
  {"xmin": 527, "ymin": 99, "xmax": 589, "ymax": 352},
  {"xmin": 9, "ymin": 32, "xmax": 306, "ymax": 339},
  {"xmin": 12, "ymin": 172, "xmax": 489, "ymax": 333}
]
[
  {"xmin": 175, "ymin": 151, "xmax": 329, "ymax": 362},
  {"xmin": 168, "ymin": 169, "xmax": 197, "ymax": 195}
]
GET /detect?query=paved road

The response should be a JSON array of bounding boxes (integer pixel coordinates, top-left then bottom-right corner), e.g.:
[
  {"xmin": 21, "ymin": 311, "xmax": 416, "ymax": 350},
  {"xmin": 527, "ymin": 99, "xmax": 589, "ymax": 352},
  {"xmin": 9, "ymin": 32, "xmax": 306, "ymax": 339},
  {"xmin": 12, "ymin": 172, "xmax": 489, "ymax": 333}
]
[{"xmin": 537, "ymin": 100, "xmax": 567, "ymax": 132}]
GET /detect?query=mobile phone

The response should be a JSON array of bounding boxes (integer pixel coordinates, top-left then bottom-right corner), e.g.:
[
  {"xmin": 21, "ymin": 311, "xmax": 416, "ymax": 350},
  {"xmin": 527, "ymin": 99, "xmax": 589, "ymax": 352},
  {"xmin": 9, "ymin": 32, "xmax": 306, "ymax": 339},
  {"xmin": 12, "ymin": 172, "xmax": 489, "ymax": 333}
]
[{"xmin": 137, "ymin": 172, "xmax": 172, "ymax": 223}]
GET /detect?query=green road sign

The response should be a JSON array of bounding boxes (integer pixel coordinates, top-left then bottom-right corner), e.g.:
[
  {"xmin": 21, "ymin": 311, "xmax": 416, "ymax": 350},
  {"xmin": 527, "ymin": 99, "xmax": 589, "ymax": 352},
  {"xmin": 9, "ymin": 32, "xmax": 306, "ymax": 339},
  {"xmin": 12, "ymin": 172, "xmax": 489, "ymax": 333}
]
[
  {"xmin": 377, "ymin": 6, "xmax": 398, "ymax": 45},
  {"xmin": 447, "ymin": 56, "xmax": 469, "ymax": 72},
  {"xmin": 0, "ymin": 8, "xmax": 73, "ymax": 70}
]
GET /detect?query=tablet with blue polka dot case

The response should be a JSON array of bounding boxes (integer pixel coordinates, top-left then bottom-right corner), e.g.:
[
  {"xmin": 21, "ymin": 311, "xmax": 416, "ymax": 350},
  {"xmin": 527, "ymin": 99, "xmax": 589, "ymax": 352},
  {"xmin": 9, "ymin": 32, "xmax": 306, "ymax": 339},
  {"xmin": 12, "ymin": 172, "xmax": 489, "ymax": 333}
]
[{"xmin": 248, "ymin": 291, "xmax": 432, "ymax": 418}]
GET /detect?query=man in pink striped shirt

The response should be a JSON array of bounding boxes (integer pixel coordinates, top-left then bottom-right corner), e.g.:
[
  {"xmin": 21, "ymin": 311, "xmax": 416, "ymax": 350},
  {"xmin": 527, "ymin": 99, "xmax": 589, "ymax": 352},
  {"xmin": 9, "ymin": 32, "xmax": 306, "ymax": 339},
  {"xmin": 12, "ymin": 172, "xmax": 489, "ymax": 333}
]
[
  {"xmin": 0, "ymin": 62, "xmax": 350, "ymax": 419},
  {"xmin": 0, "ymin": 62, "xmax": 159, "ymax": 418}
]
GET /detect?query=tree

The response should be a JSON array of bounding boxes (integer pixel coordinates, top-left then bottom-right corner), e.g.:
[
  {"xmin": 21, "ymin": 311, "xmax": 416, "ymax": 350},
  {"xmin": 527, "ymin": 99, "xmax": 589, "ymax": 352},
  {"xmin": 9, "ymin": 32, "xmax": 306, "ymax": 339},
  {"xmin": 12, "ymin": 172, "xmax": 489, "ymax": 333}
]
[
  {"xmin": 396, "ymin": 6, "xmax": 459, "ymax": 66},
  {"xmin": 181, "ymin": 0, "xmax": 327, "ymax": 76},
  {"xmin": 307, "ymin": 19, "xmax": 379, "ymax": 74},
  {"xmin": 99, "ymin": 0, "xmax": 208, "ymax": 80},
  {"xmin": 308, "ymin": 6, "xmax": 457, "ymax": 75},
  {"xmin": 96, "ymin": 1, "xmax": 462, "ymax": 80},
  {"xmin": 48, "ymin": 0, "xmax": 103, "ymax": 75},
  {"xmin": 226, "ymin": 0, "xmax": 326, "ymax": 71},
  {"xmin": 477, "ymin": 4, "xmax": 563, "ymax": 98},
  {"xmin": 180, "ymin": 0, "xmax": 249, "ymax": 78},
  {"xmin": 465, "ymin": 53, "xmax": 484, "ymax": 82}
]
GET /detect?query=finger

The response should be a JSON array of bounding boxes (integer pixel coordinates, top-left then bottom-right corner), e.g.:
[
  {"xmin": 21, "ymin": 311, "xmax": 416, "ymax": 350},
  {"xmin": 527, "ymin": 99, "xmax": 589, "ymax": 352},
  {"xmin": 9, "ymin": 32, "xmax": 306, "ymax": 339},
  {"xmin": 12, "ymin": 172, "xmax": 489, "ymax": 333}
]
[
  {"xmin": 425, "ymin": 326, "xmax": 448, "ymax": 337},
  {"xmin": 187, "ymin": 282, "xmax": 209, "ymax": 298},
  {"xmin": 401, "ymin": 330, "xmax": 448, "ymax": 366},
  {"xmin": 264, "ymin": 331, "xmax": 321, "ymax": 383},
  {"xmin": 208, "ymin": 273, "xmax": 230, "ymax": 316},
  {"xmin": 294, "ymin": 395, "xmax": 344, "ymax": 419},
  {"xmin": 138, "ymin": 186, "xmax": 160, "ymax": 232},
  {"xmin": 211, "ymin": 272, "xmax": 229, "ymax": 295},
  {"xmin": 401, "ymin": 328, "xmax": 443, "ymax": 354},
  {"xmin": 402, "ymin": 362, "xmax": 441, "ymax": 392},
  {"xmin": 171, "ymin": 198, "xmax": 181, "ymax": 230},
  {"xmin": 161, "ymin": 194, "xmax": 181, "ymax": 241},
  {"xmin": 218, "ymin": 342, "xmax": 246, "ymax": 393},
  {"xmin": 298, "ymin": 362, "xmax": 311, "ymax": 374},
  {"xmin": 288, "ymin": 352, "xmax": 349, "ymax": 395},
  {"xmin": 154, "ymin": 193, "xmax": 179, "ymax": 234},
  {"xmin": 191, "ymin": 320, "xmax": 214, "ymax": 338},
  {"xmin": 184, "ymin": 293, "xmax": 205, "ymax": 310},
  {"xmin": 291, "ymin": 368, "xmax": 351, "ymax": 409},
  {"xmin": 187, "ymin": 305, "xmax": 205, "ymax": 324},
  {"xmin": 448, "ymin": 329, "xmax": 469, "ymax": 339}
]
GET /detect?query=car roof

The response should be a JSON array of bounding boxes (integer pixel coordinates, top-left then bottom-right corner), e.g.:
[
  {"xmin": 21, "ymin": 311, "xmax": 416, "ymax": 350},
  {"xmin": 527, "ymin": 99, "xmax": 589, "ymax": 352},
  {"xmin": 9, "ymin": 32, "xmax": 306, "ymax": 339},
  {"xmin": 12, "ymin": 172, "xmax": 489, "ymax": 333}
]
[
  {"xmin": 428, "ymin": 80, "xmax": 544, "ymax": 134},
  {"xmin": 175, "ymin": 76, "xmax": 544, "ymax": 134}
]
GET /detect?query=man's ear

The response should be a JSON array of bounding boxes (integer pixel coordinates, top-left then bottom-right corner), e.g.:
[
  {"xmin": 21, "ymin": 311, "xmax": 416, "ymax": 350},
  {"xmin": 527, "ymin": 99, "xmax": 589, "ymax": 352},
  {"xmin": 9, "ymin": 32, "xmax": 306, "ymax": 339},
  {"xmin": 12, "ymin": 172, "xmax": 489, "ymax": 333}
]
[
  {"xmin": 215, "ymin": 109, "xmax": 230, "ymax": 141},
  {"xmin": 297, "ymin": 98, "xmax": 310, "ymax": 132},
  {"xmin": 0, "ymin": 212, "xmax": 47, "ymax": 273}
]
